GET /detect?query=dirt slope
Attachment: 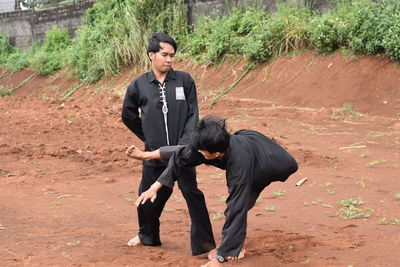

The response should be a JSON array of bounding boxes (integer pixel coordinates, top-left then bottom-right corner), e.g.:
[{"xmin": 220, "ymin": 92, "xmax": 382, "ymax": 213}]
[{"xmin": 0, "ymin": 51, "xmax": 399, "ymax": 267}]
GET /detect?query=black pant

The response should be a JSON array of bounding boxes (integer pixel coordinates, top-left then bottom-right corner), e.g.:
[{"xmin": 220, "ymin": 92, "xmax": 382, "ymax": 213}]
[{"xmin": 137, "ymin": 165, "xmax": 216, "ymax": 255}]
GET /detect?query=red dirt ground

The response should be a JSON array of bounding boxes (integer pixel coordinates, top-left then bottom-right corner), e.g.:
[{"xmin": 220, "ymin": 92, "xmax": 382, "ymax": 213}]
[{"xmin": 1, "ymin": 51, "xmax": 399, "ymax": 267}]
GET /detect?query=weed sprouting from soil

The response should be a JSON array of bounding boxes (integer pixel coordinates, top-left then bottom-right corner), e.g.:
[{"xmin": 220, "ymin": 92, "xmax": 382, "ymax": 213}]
[{"xmin": 336, "ymin": 198, "xmax": 372, "ymax": 219}]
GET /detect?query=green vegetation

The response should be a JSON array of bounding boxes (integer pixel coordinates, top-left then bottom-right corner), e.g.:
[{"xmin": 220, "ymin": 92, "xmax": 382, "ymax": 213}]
[
  {"xmin": 30, "ymin": 25, "xmax": 71, "ymax": 75},
  {"xmin": 1, "ymin": 0, "xmax": 400, "ymax": 84},
  {"xmin": 265, "ymin": 205, "xmax": 276, "ymax": 211},
  {"xmin": 272, "ymin": 189, "xmax": 286, "ymax": 197},
  {"xmin": 213, "ymin": 212, "xmax": 223, "ymax": 220},
  {"xmin": 336, "ymin": 198, "xmax": 372, "ymax": 219},
  {"xmin": 67, "ymin": 0, "xmax": 187, "ymax": 82}
]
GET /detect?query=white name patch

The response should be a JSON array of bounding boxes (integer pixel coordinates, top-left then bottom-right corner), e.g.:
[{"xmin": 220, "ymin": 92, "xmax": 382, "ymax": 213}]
[{"xmin": 175, "ymin": 87, "xmax": 185, "ymax": 100}]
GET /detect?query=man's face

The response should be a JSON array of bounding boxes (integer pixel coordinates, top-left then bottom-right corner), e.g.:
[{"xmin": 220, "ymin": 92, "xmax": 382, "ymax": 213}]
[
  {"xmin": 149, "ymin": 42, "xmax": 175, "ymax": 74},
  {"xmin": 198, "ymin": 150, "xmax": 223, "ymax": 160}
]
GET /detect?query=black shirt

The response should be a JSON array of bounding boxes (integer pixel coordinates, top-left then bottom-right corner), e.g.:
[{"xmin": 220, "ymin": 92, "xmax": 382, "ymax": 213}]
[
  {"xmin": 156, "ymin": 130, "xmax": 298, "ymax": 257},
  {"xmin": 122, "ymin": 69, "xmax": 199, "ymax": 167}
]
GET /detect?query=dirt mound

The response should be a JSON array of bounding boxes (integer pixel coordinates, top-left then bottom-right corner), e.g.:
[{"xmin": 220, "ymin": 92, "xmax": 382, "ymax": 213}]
[{"xmin": 227, "ymin": 51, "xmax": 400, "ymax": 117}]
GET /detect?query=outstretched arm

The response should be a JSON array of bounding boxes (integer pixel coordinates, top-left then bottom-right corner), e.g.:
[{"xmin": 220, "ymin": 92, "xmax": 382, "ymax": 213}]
[{"xmin": 126, "ymin": 145, "xmax": 180, "ymax": 161}]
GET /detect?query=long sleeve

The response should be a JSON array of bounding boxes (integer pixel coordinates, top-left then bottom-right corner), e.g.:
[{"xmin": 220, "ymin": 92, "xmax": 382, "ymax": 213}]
[
  {"xmin": 121, "ymin": 81, "xmax": 145, "ymax": 142},
  {"xmin": 157, "ymin": 145, "xmax": 204, "ymax": 189},
  {"xmin": 217, "ymin": 183, "xmax": 251, "ymax": 257},
  {"xmin": 178, "ymin": 76, "xmax": 199, "ymax": 145},
  {"xmin": 159, "ymin": 146, "xmax": 180, "ymax": 160}
]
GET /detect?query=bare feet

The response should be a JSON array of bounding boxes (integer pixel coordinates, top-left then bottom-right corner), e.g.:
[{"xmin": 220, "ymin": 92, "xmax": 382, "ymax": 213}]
[
  {"xmin": 200, "ymin": 259, "xmax": 222, "ymax": 267},
  {"xmin": 207, "ymin": 249, "xmax": 217, "ymax": 260},
  {"xmin": 205, "ymin": 247, "xmax": 245, "ymax": 265},
  {"xmin": 127, "ymin": 235, "xmax": 141, "ymax": 247},
  {"xmin": 126, "ymin": 145, "xmax": 147, "ymax": 160},
  {"xmin": 226, "ymin": 248, "xmax": 245, "ymax": 260}
]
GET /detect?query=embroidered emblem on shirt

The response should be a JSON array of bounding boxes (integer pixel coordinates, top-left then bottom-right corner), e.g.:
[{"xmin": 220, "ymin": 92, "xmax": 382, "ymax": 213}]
[{"xmin": 175, "ymin": 87, "xmax": 185, "ymax": 100}]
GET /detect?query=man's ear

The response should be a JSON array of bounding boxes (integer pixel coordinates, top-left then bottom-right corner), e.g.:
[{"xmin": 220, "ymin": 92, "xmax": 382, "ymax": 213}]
[{"xmin": 148, "ymin": 52, "xmax": 155, "ymax": 61}]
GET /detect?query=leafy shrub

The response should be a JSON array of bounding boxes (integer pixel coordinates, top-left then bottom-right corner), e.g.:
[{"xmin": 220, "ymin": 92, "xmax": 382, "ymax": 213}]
[
  {"xmin": 266, "ymin": 2, "xmax": 313, "ymax": 55},
  {"xmin": 30, "ymin": 25, "xmax": 71, "ymax": 75},
  {"xmin": 67, "ymin": 0, "xmax": 187, "ymax": 82},
  {"xmin": 310, "ymin": 12, "xmax": 342, "ymax": 54},
  {"xmin": 381, "ymin": 0, "xmax": 400, "ymax": 61},
  {"xmin": 182, "ymin": 8, "xmax": 272, "ymax": 63},
  {"xmin": 345, "ymin": 0, "xmax": 386, "ymax": 54},
  {"xmin": 5, "ymin": 41, "xmax": 41, "ymax": 72},
  {"xmin": 0, "ymin": 34, "xmax": 15, "ymax": 65}
]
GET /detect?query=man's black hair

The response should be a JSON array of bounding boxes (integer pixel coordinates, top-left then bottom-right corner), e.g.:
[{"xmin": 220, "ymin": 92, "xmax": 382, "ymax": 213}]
[
  {"xmin": 192, "ymin": 115, "xmax": 230, "ymax": 153},
  {"xmin": 147, "ymin": 32, "xmax": 177, "ymax": 54}
]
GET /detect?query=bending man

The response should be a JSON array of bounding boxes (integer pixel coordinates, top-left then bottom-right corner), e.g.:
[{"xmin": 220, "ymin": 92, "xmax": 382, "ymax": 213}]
[{"xmin": 128, "ymin": 115, "xmax": 298, "ymax": 265}]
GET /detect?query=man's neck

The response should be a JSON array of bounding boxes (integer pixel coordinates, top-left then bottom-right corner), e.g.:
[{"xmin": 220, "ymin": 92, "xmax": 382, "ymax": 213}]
[{"xmin": 152, "ymin": 69, "xmax": 168, "ymax": 84}]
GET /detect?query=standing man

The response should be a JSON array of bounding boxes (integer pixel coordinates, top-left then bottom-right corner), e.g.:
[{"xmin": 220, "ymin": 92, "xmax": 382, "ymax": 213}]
[{"xmin": 121, "ymin": 32, "xmax": 215, "ymax": 256}]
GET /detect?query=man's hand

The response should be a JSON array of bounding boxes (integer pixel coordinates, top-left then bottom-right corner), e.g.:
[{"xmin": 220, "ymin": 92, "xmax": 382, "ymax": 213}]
[{"xmin": 135, "ymin": 182, "xmax": 163, "ymax": 206}]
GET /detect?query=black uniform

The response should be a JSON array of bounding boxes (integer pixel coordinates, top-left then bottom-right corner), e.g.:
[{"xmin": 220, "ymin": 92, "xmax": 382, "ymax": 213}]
[
  {"xmin": 122, "ymin": 69, "xmax": 215, "ymax": 255},
  {"xmin": 156, "ymin": 130, "xmax": 298, "ymax": 257}
]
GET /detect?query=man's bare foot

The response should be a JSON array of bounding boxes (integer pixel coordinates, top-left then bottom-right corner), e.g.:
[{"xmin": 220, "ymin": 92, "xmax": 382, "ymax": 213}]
[
  {"xmin": 127, "ymin": 235, "xmax": 141, "ymax": 247},
  {"xmin": 126, "ymin": 145, "xmax": 147, "ymax": 160},
  {"xmin": 207, "ymin": 249, "xmax": 217, "ymax": 260},
  {"xmin": 200, "ymin": 259, "xmax": 222, "ymax": 267},
  {"xmin": 226, "ymin": 248, "xmax": 245, "ymax": 261}
]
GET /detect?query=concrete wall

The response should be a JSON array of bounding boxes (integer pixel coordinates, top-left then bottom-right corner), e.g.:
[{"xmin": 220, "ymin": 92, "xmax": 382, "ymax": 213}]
[
  {"xmin": 0, "ymin": 0, "xmax": 14, "ymax": 13},
  {"xmin": 0, "ymin": 1, "xmax": 93, "ymax": 49}
]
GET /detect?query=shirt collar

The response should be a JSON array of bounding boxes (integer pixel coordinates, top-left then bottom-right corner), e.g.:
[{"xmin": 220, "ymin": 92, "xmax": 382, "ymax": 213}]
[{"xmin": 147, "ymin": 68, "xmax": 176, "ymax": 83}]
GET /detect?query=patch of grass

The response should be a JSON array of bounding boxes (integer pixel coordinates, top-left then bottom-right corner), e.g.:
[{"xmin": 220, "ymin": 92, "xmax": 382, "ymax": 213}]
[
  {"xmin": 0, "ymin": 86, "xmax": 12, "ymax": 97},
  {"xmin": 365, "ymin": 159, "xmax": 387, "ymax": 167},
  {"xmin": 391, "ymin": 219, "xmax": 400, "ymax": 226},
  {"xmin": 256, "ymin": 196, "xmax": 263, "ymax": 203},
  {"xmin": 265, "ymin": 205, "xmax": 276, "ymax": 212},
  {"xmin": 378, "ymin": 217, "xmax": 400, "ymax": 226},
  {"xmin": 210, "ymin": 173, "xmax": 222, "ymax": 179},
  {"xmin": 124, "ymin": 197, "xmax": 134, "ymax": 203},
  {"xmin": 342, "ymin": 102, "xmax": 361, "ymax": 118},
  {"xmin": 67, "ymin": 240, "xmax": 80, "ymax": 246},
  {"xmin": 337, "ymin": 198, "xmax": 372, "ymax": 219},
  {"xmin": 360, "ymin": 152, "xmax": 369, "ymax": 158},
  {"xmin": 171, "ymin": 195, "xmax": 182, "ymax": 202},
  {"xmin": 213, "ymin": 212, "xmax": 223, "ymax": 220},
  {"xmin": 272, "ymin": 189, "xmax": 286, "ymax": 197},
  {"xmin": 395, "ymin": 193, "xmax": 400, "ymax": 200},
  {"xmin": 219, "ymin": 195, "xmax": 227, "ymax": 203}
]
